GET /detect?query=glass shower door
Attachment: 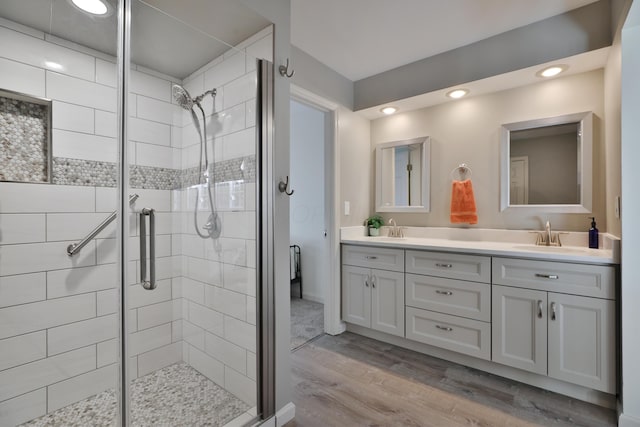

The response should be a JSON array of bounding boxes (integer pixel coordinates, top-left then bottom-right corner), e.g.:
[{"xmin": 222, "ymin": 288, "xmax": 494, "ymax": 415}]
[
  {"xmin": 0, "ymin": 1, "xmax": 121, "ymax": 425},
  {"xmin": 124, "ymin": 1, "xmax": 272, "ymax": 424}
]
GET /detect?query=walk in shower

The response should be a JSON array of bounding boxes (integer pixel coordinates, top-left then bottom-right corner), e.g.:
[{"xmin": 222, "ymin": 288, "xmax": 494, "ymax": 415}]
[{"xmin": 0, "ymin": 0, "xmax": 274, "ymax": 425}]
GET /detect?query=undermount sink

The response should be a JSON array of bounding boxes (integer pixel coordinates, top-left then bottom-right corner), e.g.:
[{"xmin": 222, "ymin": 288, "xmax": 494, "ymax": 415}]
[
  {"xmin": 373, "ymin": 237, "xmax": 408, "ymax": 242},
  {"xmin": 512, "ymin": 244, "xmax": 591, "ymax": 255}
]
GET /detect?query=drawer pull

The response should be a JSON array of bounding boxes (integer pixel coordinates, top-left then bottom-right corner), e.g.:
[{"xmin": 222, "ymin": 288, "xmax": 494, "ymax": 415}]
[
  {"xmin": 435, "ymin": 263, "xmax": 453, "ymax": 268},
  {"xmin": 371, "ymin": 275, "xmax": 376, "ymax": 288},
  {"xmin": 435, "ymin": 325, "xmax": 453, "ymax": 332},
  {"xmin": 535, "ymin": 273, "xmax": 559, "ymax": 280},
  {"xmin": 365, "ymin": 256, "xmax": 378, "ymax": 260},
  {"xmin": 435, "ymin": 290, "xmax": 453, "ymax": 296},
  {"xmin": 550, "ymin": 302, "xmax": 557, "ymax": 321}
]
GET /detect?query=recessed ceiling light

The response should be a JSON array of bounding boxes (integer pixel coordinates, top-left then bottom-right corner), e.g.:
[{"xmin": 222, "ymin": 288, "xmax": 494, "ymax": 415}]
[
  {"xmin": 446, "ymin": 89, "xmax": 469, "ymax": 99},
  {"xmin": 380, "ymin": 106, "xmax": 398, "ymax": 115},
  {"xmin": 70, "ymin": 0, "xmax": 110, "ymax": 15},
  {"xmin": 537, "ymin": 65, "xmax": 567, "ymax": 78}
]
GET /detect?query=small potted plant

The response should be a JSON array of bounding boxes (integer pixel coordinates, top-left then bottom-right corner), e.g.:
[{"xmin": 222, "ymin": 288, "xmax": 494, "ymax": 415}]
[{"xmin": 365, "ymin": 214, "xmax": 384, "ymax": 236}]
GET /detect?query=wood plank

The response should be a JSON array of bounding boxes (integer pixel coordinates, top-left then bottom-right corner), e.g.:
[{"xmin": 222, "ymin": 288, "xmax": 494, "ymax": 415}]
[{"xmin": 288, "ymin": 333, "xmax": 616, "ymax": 427}]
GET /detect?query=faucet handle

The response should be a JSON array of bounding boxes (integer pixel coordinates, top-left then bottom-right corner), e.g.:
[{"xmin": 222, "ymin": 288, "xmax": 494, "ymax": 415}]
[{"xmin": 556, "ymin": 231, "xmax": 569, "ymax": 247}]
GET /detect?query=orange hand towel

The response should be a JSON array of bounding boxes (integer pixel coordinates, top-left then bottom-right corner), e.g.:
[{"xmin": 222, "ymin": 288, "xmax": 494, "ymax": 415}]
[{"xmin": 450, "ymin": 179, "xmax": 478, "ymax": 224}]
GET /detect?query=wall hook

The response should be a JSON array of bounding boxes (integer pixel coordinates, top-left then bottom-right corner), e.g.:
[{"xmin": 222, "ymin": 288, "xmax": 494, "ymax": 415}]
[
  {"xmin": 278, "ymin": 176, "xmax": 294, "ymax": 196},
  {"xmin": 278, "ymin": 58, "xmax": 295, "ymax": 78}
]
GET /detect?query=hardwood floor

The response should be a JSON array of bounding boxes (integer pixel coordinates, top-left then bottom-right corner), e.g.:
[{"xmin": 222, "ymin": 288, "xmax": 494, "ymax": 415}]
[{"xmin": 286, "ymin": 332, "xmax": 616, "ymax": 427}]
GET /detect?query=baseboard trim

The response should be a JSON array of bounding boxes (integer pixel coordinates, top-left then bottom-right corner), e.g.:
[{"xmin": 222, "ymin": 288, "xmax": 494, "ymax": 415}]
[
  {"xmin": 326, "ymin": 320, "xmax": 346, "ymax": 336},
  {"xmin": 620, "ymin": 413, "xmax": 640, "ymax": 427},
  {"xmin": 275, "ymin": 402, "xmax": 295, "ymax": 426}
]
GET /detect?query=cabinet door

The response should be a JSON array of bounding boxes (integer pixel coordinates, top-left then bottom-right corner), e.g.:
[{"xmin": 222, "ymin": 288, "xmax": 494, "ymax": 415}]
[
  {"xmin": 492, "ymin": 285, "xmax": 548, "ymax": 375},
  {"xmin": 370, "ymin": 269, "xmax": 405, "ymax": 337},
  {"xmin": 548, "ymin": 293, "xmax": 616, "ymax": 393},
  {"xmin": 341, "ymin": 265, "xmax": 371, "ymax": 328}
]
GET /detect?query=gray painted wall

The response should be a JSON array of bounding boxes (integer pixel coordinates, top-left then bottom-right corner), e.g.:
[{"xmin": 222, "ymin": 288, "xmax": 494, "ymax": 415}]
[
  {"xmin": 291, "ymin": 45, "xmax": 354, "ymax": 110},
  {"xmin": 354, "ymin": 0, "xmax": 612, "ymax": 110}
]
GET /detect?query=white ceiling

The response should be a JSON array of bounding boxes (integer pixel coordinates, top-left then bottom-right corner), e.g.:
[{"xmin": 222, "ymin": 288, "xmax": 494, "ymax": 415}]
[{"xmin": 291, "ymin": 0, "xmax": 600, "ymax": 81}]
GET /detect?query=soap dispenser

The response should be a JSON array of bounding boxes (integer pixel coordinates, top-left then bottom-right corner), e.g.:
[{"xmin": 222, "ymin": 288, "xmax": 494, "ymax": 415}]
[{"xmin": 589, "ymin": 217, "xmax": 599, "ymax": 249}]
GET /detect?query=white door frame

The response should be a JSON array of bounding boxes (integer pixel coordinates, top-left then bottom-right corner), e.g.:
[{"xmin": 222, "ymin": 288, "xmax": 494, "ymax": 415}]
[{"xmin": 290, "ymin": 84, "xmax": 345, "ymax": 335}]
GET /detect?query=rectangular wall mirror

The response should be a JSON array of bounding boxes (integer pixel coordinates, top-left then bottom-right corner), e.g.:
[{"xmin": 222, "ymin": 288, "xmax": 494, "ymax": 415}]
[
  {"xmin": 500, "ymin": 111, "xmax": 593, "ymax": 213},
  {"xmin": 376, "ymin": 136, "xmax": 431, "ymax": 212}
]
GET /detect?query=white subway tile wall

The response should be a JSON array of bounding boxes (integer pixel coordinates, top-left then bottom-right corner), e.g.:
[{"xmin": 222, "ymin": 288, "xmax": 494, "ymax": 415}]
[
  {"xmin": 0, "ymin": 15, "xmax": 272, "ymax": 423},
  {"xmin": 175, "ymin": 25, "xmax": 271, "ymax": 408}
]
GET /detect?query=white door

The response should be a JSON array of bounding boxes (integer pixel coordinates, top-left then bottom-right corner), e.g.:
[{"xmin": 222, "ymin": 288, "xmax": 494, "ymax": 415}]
[
  {"xmin": 492, "ymin": 285, "xmax": 548, "ymax": 375},
  {"xmin": 510, "ymin": 156, "xmax": 529, "ymax": 204},
  {"xmin": 548, "ymin": 293, "xmax": 616, "ymax": 393},
  {"xmin": 370, "ymin": 269, "xmax": 405, "ymax": 337},
  {"xmin": 341, "ymin": 265, "xmax": 371, "ymax": 328}
]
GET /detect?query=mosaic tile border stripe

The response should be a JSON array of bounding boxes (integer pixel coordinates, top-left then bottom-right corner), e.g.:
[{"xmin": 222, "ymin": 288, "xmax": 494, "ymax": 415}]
[{"xmin": 51, "ymin": 156, "xmax": 256, "ymax": 189}]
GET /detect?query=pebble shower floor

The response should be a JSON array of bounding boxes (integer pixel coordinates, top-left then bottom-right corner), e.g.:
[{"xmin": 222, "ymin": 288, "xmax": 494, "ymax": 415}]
[{"xmin": 19, "ymin": 363, "xmax": 250, "ymax": 427}]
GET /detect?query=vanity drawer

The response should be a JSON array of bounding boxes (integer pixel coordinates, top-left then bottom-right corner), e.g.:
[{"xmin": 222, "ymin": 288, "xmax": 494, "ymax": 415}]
[
  {"xmin": 492, "ymin": 257, "xmax": 615, "ymax": 299},
  {"xmin": 406, "ymin": 250, "xmax": 491, "ymax": 283},
  {"xmin": 342, "ymin": 244, "xmax": 404, "ymax": 272},
  {"xmin": 406, "ymin": 274, "xmax": 491, "ymax": 322},
  {"xmin": 406, "ymin": 307, "xmax": 491, "ymax": 360}
]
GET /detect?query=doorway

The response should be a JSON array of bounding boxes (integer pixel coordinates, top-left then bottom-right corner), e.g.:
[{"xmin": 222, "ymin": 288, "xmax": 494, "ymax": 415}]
[{"xmin": 288, "ymin": 99, "xmax": 331, "ymax": 350}]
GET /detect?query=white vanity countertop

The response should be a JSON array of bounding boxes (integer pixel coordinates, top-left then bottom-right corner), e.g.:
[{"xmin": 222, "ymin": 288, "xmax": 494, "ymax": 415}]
[{"xmin": 340, "ymin": 226, "xmax": 620, "ymax": 265}]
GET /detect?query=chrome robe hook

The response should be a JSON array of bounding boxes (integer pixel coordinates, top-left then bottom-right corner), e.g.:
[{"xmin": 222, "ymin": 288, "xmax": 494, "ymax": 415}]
[
  {"xmin": 278, "ymin": 176, "xmax": 294, "ymax": 195},
  {"xmin": 279, "ymin": 58, "xmax": 295, "ymax": 78}
]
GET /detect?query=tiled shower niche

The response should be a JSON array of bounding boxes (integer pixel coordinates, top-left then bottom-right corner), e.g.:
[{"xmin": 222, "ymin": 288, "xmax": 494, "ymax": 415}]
[{"xmin": 0, "ymin": 89, "xmax": 52, "ymax": 183}]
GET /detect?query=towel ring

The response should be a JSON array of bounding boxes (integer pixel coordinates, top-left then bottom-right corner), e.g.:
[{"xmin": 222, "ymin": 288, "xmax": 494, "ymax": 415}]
[{"xmin": 450, "ymin": 163, "xmax": 472, "ymax": 180}]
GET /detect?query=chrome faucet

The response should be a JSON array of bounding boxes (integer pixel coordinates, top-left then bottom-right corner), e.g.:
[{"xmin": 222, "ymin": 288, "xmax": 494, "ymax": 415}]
[
  {"xmin": 545, "ymin": 221, "xmax": 552, "ymax": 246},
  {"xmin": 531, "ymin": 220, "xmax": 568, "ymax": 246},
  {"xmin": 388, "ymin": 218, "xmax": 404, "ymax": 238}
]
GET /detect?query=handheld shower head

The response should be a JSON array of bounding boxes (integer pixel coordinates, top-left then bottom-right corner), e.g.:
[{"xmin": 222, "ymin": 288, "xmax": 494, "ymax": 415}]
[{"xmin": 172, "ymin": 84, "xmax": 194, "ymax": 110}]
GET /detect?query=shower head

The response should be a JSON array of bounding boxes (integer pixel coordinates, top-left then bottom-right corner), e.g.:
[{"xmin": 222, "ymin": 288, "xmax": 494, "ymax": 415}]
[
  {"xmin": 172, "ymin": 84, "xmax": 194, "ymax": 111},
  {"xmin": 172, "ymin": 84, "xmax": 217, "ymax": 111}
]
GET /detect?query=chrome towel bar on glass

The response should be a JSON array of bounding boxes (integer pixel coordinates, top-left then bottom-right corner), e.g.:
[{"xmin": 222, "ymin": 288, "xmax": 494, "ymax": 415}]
[
  {"xmin": 140, "ymin": 208, "xmax": 156, "ymax": 290},
  {"xmin": 67, "ymin": 194, "xmax": 139, "ymax": 256}
]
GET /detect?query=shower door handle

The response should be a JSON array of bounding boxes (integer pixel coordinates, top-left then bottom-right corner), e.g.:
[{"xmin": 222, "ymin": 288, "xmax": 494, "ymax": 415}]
[{"xmin": 140, "ymin": 208, "xmax": 156, "ymax": 290}]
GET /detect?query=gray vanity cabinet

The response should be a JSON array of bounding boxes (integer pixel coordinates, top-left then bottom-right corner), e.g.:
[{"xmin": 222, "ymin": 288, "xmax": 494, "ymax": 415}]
[
  {"xmin": 492, "ymin": 257, "xmax": 616, "ymax": 393},
  {"xmin": 341, "ymin": 246, "xmax": 405, "ymax": 337},
  {"xmin": 492, "ymin": 285, "xmax": 548, "ymax": 375},
  {"xmin": 547, "ymin": 292, "xmax": 615, "ymax": 393}
]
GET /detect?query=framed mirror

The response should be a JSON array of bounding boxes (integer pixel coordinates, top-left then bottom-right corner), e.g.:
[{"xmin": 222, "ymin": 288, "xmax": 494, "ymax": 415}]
[
  {"xmin": 376, "ymin": 136, "xmax": 431, "ymax": 212},
  {"xmin": 500, "ymin": 111, "xmax": 593, "ymax": 213}
]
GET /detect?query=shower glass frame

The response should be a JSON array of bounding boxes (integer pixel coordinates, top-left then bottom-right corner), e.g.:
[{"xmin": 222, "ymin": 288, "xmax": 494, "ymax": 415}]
[{"xmin": 115, "ymin": 0, "xmax": 274, "ymax": 424}]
